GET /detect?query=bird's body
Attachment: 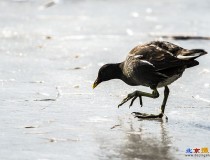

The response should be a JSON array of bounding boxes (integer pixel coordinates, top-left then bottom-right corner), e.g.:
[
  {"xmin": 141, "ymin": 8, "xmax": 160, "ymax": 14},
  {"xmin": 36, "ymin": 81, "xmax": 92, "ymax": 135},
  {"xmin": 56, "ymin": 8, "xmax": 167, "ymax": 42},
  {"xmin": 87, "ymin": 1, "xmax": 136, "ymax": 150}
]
[
  {"xmin": 120, "ymin": 41, "xmax": 206, "ymax": 88},
  {"xmin": 93, "ymin": 41, "xmax": 207, "ymax": 119}
]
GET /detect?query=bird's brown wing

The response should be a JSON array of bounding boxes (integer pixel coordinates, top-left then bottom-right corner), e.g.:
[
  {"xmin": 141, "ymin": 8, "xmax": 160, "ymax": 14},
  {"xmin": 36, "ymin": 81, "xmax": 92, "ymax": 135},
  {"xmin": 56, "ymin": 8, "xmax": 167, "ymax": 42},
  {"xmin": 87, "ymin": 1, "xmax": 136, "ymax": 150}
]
[
  {"xmin": 129, "ymin": 41, "xmax": 183, "ymax": 56},
  {"xmin": 124, "ymin": 55, "xmax": 168, "ymax": 88},
  {"xmin": 146, "ymin": 41, "xmax": 183, "ymax": 56},
  {"xmin": 128, "ymin": 42, "xmax": 187, "ymax": 71}
]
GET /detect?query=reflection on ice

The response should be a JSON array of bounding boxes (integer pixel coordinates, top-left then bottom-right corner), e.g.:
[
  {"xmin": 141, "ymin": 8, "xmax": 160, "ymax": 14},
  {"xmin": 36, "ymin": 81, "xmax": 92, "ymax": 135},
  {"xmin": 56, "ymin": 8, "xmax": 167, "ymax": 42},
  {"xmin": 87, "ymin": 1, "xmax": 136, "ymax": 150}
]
[{"xmin": 97, "ymin": 119, "xmax": 174, "ymax": 160}]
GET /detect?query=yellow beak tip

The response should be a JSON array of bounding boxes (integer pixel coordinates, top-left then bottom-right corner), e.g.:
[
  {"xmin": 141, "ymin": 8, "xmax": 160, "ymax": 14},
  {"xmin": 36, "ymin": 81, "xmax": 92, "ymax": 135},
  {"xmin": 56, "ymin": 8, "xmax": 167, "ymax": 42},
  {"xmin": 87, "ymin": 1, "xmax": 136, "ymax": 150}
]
[
  {"xmin": 93, "ymin": 79, "xmax": 99, "ymax": 89},
  {"xmin": 92, "ymin": 83, "xmax": 97, "ymax": 89}
]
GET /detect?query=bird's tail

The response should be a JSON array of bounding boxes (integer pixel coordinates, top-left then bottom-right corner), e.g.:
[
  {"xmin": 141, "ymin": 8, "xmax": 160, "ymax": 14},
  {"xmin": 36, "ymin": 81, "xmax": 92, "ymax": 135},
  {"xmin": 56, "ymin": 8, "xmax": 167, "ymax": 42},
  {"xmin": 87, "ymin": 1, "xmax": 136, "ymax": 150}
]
[{"xmin": 177, "ymin": 49, "xmax": 207, "ymax": 60}]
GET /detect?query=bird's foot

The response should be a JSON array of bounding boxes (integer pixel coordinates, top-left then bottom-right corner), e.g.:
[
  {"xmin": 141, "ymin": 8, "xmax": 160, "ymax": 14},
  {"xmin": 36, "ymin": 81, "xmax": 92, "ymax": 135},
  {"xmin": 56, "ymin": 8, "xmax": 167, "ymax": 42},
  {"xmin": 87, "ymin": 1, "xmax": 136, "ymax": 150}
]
[
  {"xmin": 132, "ymin": 112, "xmax": 164, "ymax": 119},
  {"xmin": 118, "ymin": 92, "xmax": 142, "ymax": 108}
]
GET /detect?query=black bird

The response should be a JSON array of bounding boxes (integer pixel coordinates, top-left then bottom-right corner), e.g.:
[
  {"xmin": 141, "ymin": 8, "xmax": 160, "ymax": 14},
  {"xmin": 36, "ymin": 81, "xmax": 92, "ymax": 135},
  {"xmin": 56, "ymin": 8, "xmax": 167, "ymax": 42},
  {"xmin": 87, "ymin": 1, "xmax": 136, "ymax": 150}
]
[{"xmin": 93, "ymin": 41, "xmax": 207, "ymax": 119}]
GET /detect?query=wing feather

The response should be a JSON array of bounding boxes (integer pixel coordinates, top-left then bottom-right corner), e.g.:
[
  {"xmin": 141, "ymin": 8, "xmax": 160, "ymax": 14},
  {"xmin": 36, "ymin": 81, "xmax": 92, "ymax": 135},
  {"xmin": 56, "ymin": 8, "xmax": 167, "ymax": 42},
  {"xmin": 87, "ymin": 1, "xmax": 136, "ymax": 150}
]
[{"xmin": 128, "ymin": 41, "xmax": 187, "ymax": 71}]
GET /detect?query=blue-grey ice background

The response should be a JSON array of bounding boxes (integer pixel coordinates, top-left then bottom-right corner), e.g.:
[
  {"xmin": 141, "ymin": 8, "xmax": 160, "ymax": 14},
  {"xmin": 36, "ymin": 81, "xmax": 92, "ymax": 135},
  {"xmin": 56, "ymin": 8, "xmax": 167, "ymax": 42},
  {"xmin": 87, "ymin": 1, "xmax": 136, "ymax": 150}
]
[{"xmin": 0, "ymin": 0, "xmax": 210, "ymax": 159}]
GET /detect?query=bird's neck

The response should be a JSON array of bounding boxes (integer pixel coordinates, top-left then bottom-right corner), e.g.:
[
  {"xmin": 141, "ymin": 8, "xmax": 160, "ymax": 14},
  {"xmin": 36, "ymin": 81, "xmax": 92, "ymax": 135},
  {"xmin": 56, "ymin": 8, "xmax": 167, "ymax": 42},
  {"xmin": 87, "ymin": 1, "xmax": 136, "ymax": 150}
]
[
  {"xmin": 118, "ymin": 62, "xmax": 138, "ymax": 86},
  {"xmin": 110, "ymin": 63, "xmax": 124, "ymax": 80},
  {"xmin": 111, "ymin": 63, "xmax": 137, "ymax": 86}
]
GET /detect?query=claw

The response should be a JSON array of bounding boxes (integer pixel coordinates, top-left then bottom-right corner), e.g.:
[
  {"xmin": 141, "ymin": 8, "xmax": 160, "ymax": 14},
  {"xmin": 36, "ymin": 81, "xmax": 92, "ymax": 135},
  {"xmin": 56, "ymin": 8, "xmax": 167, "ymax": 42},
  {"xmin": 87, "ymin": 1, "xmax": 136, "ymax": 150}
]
[
  {"xmin": 129, "ymin": 96, "xmax": 137, "ymax": 108},
  {"xmin": 132, "ymin": 112, "xmax": 163, "ymax": 119},
  {"xmin": 118, "ymin": 91, "xmax": 144, "ymax": 108},
  {"xmin": 118, "ymin": 94, "xmax": 135, "ymax": 108},
  {"xmin": 139, "ymin": 96, "xmax": 143, "ymax": 107},
  {"xmin": 129, "ymin": 96, "xmax": 143, "ymax": 108}
]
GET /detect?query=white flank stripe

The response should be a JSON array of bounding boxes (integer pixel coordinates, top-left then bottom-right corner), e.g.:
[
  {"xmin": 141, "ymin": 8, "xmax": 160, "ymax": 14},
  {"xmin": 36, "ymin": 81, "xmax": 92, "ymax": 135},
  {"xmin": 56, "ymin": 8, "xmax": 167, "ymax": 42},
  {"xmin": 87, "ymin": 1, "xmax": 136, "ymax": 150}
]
[
  {"xmin": 134, "ymin": 55, "xmax": 143, "ymax": 58},
  {"xmin": 140, "ymin": 60, "xmax": 154, "ymax": 67}
]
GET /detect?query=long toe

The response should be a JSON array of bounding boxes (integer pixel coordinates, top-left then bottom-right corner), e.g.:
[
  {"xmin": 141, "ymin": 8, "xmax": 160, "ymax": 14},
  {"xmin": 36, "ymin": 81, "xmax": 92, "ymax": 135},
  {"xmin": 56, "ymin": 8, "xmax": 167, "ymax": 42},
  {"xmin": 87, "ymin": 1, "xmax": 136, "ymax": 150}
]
[
  {"xmin": 132, "ymin": 112, "xmax": 145, "ymax": 116},
  {"xmin": 129, "ymin": 96, "xmax": 138, "ymax": 107},
  {"xmin": 118, "ymin": 93, "xmax": 135, "ymax": 108},
  {"xmin": 133, "ymin": 113, "xmax": 163, "ymax": 119},
  {"xmin": 118, "ymin": 98, "xmax": 129, "ymax": 108},
  {"xmin": 139, "ymin": 96, "xmax": 143, "ymax": 107}
]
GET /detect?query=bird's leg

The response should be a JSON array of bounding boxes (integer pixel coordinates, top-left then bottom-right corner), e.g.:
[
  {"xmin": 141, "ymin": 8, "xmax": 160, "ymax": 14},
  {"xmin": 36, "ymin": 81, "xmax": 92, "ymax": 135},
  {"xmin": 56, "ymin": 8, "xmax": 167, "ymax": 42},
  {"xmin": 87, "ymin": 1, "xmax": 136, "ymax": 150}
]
[
  {"xmin": 118, "ymin": 89, "xmax": 159, "ymax": 108},
  {"xmin": 161, "ymin": 86, "xmax": 169, "ymax": 115},
  {"xmin": 134, "ymin": 86, "xmax": 170, "ymax": 119},
  {"xmin": 129, "ymin": 96, "xmax": 143, "ymax": 108}
]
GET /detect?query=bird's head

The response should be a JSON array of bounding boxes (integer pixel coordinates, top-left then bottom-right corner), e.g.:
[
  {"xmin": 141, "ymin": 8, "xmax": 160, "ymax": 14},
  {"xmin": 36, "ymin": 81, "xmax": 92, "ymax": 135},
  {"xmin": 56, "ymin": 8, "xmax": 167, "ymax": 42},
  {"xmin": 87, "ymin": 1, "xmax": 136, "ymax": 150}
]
[{"xmin": 93, "ymin": 63, "xmax": 122, "ymax": 89}]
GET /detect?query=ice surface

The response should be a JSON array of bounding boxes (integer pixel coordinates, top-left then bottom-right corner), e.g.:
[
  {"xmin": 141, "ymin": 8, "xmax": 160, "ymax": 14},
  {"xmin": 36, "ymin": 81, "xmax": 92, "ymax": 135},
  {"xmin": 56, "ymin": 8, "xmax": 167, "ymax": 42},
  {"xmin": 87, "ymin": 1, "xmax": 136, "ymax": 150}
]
[{"xmin": 0, "ymin": 0, "xmax": 210, "ymax": 160}]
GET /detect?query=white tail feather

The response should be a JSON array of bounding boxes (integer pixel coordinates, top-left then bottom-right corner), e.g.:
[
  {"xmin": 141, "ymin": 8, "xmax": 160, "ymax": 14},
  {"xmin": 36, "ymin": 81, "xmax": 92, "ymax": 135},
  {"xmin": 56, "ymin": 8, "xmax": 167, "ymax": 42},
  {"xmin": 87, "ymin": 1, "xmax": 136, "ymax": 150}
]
[{"xmin": 177, "ymin": 53, "xmax": 202, "ymax": 60}]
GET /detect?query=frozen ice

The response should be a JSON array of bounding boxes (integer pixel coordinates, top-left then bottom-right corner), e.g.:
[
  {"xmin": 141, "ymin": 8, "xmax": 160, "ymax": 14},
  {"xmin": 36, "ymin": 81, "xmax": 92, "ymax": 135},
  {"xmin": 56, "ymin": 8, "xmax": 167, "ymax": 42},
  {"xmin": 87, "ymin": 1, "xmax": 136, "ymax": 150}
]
[{"xmin": 0, "ymin": 0, "xmax": 210, "ymax": 160}]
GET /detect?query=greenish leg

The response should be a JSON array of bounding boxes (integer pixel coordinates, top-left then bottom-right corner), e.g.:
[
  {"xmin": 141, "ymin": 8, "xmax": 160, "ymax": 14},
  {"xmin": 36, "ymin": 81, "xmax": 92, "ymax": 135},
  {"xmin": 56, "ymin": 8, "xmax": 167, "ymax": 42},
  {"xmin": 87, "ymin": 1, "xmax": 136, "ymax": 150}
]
[
  {"xmin": 129, "ymin": 95, "xmax": 143, "ymax": 108},
  {"xmin": 118, "ymin": 86, "xmax": 170, "ymax": 119},
  {"xmin": 161, "ymin": 86, "xmax": 169, "ymax": 114},
  {"xmin": 133, "ymin": 86, "xmax": 170, "ymax": 119},
  {"xmin": 118, "ymin": 89, "xmax": 159, "ymax": 107}
]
